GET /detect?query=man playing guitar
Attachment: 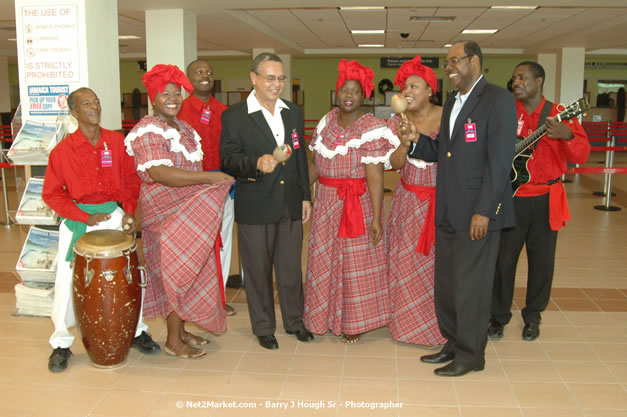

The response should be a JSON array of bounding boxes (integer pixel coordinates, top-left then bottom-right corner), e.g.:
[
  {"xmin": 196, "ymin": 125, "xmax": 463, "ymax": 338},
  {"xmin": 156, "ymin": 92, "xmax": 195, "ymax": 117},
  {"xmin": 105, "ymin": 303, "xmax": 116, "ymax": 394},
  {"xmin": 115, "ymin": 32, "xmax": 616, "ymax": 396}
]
[{"xmin": 488, "ymin": 61, "xmax": 590, "ymax": 341}]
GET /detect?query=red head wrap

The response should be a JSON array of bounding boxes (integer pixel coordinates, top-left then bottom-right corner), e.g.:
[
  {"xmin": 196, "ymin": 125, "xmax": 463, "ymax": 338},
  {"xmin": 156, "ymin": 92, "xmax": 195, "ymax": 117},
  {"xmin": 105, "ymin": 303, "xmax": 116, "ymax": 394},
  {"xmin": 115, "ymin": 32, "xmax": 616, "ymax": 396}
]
[
  {"xmin": 394, "ymin": 56, "xmax": 438, "ymax": 94},
  {"xmin": 336, "ymin": 59, "xmax": 375, "ymax": 98},
  {"xmin": 142, "ymin": 64, "xmax": 193, "ymax": 103}
]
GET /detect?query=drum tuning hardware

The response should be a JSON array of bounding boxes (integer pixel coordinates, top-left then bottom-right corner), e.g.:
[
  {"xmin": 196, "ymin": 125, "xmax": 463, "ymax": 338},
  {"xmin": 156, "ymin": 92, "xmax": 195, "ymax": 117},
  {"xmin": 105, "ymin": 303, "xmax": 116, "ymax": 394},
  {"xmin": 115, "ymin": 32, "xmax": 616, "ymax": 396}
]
[
  {"xmin": 84, "ymin": 257, "xmax": 94, "ymax": 287},
  {"xmin": 138, "ymin": 265, "xmax": 147, "ymax": 288},
  {"xmin": 123, "ymin": 266, "xmax": 132, "ymax": 285},
  {"xmin": 101, "ymin": 270, "xmax": 117, "ymax": 282}
]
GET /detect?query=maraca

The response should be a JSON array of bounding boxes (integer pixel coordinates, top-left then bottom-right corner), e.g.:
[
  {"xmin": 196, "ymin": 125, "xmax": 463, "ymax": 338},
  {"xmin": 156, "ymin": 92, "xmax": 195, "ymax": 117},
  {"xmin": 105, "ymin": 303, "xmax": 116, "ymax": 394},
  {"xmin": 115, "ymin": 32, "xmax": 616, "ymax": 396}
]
[
  {"xmin": 272, "ymin": 143, "xmax": 293, "ymax": 162},
  {"xmin": 391, "ymin": 94, "xmax": 408, "ymax": 120}
]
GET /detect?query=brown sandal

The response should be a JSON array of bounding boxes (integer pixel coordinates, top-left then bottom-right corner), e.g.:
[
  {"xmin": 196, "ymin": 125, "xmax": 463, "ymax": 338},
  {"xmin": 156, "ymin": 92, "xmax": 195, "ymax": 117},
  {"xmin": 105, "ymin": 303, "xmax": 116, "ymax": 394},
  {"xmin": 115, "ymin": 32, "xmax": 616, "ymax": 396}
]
[
  {"xmin": 181, "ymin": 332, "xmax": 210, "ymax": 346},
  {"xmin": 164, "ymin": 345, "xmax": 207, "ymax": 359},
  {"xmin": 342, "ymin": 334, "xmax": 361, "ymax": 344}
]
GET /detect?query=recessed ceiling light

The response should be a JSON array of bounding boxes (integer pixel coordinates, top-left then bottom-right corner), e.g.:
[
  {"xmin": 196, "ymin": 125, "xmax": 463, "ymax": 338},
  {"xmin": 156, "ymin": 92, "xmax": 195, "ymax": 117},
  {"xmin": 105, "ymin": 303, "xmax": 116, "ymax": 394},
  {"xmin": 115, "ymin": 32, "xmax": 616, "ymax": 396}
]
[
  {"xmin": 444, "ymin": 43, "xmax": 452, "ymax": 47},
  {"xmin": 409, "ymin": 16, "xmax": 455, "ymax": 22},
  {"xmin": 118, "ymin": 35, "xmax": 141, "ymax": 40},
  {"xmin": 462, "ymin": 29, "xmax": 498, "ymax": 34},
  {"xmin": 490, "ymin": 6, "xmax": 538, "ymax": 10},
  {"xmin": 351, "ymin": 30, "xmax": 385, "ymax": 34},
  {"xmin": 8, "ymin": 38, "xmax": 16, "ymax": 41},
  {"xmin": 340, "ymin": 7, "xmax": 386, "ymax": 11},
  {"xmin": 358, "ymin": 44, "xmax": 384, "ymax": 48}
]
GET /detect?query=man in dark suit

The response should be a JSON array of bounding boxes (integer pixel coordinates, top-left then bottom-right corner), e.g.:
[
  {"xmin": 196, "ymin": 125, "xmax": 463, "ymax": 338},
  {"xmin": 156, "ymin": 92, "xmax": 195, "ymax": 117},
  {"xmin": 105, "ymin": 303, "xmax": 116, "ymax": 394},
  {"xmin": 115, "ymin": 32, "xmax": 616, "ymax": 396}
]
[
  {"xmin": 220, "ymin": 53, "xmax": 314, "ymax": 350},
  {"xmin": 399, "ymin": 40, "xmax": 517, "ymax": 376}
]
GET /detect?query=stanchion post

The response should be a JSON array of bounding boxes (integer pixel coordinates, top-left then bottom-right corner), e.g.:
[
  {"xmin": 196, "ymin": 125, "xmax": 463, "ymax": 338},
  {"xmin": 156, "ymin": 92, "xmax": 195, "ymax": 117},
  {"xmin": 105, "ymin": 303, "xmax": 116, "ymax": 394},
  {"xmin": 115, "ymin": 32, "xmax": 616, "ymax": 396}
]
[
  {"xmin": 594, "ymin": 135, "xmax": 621, "ymax": 212},
  {"xmin": 593, "ymin": 121, "xmax": 614, "ymax": 196}
]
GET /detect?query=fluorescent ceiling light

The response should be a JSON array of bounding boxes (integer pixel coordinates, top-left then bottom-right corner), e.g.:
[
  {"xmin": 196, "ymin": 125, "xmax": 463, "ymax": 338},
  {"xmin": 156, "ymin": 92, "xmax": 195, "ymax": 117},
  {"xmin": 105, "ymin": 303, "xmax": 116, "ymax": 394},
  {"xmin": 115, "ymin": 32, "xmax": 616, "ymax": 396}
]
[
  {"xmin": 8, "ymin": 38, "xmax": 16, "ymax": 41},
  {"xmin": 444, "ymin": 43, "xmax": 452, "ymax": 47},
  {"xmin": 490, "ymin": 6, "xmax": 538, "ymax": 9},
  {"xmin": 358, "ymin": 44, "xmax": 384, "ymax": 48},
  {"xmin": 351, "ymin": 30, "xmax": 385, "ymax": 34},
  {"xmin": 462, "ymin": 29, "xmax": 498, "ymax": 34},
  {"xmin": 118, "ymin": 35, "xmax": 141, "ymax": 40},
  {"xmin": 340, "ymin": 7, "xmax": 385, "ymax": 11},
  {"xmin": 410, "ymin": 16, "xmax": 455, "ymax": 22}
]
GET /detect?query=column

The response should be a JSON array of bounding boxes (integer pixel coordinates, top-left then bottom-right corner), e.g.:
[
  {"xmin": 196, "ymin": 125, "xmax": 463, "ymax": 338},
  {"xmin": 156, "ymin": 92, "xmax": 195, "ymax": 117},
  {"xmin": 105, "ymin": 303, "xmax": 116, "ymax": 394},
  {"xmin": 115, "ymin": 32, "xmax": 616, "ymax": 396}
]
[
  {"xmin": 0, "ymin": 56, "xmax": 10, "ymax": 113},
  {"xmin": 557, "ymin": 47, "xmax": 585, "ymax": 106},
  {"xmin": 145, "ymin": 10, "xmax": 197, "ymax": 75},
  {"xmin": 537, "ymin": 53, "xmax": 557, "ymax": 103},
  {"xmin": 277, "ymin": 53, "xmax": 292, "ymax": 102}
]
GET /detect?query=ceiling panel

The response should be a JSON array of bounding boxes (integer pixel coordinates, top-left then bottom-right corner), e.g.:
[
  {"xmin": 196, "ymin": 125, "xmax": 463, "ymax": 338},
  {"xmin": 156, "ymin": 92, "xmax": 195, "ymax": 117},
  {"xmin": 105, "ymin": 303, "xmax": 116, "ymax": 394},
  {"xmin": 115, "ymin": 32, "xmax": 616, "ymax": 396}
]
[
  {"xmin": 339, "ymin": 9, "xmax": 387, "ymax": 30},
  {"xmin": 249, "ymin": 9, "xmax": 326, "ymax": 48}
]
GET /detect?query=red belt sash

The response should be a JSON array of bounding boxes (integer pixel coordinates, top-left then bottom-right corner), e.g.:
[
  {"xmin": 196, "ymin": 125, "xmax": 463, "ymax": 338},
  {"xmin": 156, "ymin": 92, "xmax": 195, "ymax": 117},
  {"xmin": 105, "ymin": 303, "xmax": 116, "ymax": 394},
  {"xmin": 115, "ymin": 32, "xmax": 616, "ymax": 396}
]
[
  {"xmin": 401, "ymin": 178, "xmax": 436, "ymax": 255},
  {"xmin": 516, "ymin": 183, "xmax": 570, "ymax": 231},
  {"xmin": 318, "ymin": 176, "xmax": 367, "ymax": 238}
]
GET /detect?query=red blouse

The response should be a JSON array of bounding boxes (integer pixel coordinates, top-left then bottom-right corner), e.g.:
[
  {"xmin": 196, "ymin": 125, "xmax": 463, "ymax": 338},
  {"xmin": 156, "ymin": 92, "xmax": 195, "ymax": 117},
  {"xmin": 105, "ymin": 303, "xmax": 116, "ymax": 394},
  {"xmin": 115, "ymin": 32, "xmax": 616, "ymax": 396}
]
[
  {"xmin": 42, "ymin": 128, "xmax": 141, "ymax": 223},
  {"xmin": 178, "ymin": 94, "xmax": 227, "ymax": 171}
]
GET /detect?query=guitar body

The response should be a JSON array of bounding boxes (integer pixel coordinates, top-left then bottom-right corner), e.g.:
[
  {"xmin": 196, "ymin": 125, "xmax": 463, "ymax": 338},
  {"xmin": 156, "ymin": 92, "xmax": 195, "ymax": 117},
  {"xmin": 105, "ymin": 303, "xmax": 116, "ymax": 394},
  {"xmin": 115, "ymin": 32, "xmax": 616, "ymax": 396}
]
[{"xmin": 511, "ymin": 147, "xmax": 532, "ymax": 196}]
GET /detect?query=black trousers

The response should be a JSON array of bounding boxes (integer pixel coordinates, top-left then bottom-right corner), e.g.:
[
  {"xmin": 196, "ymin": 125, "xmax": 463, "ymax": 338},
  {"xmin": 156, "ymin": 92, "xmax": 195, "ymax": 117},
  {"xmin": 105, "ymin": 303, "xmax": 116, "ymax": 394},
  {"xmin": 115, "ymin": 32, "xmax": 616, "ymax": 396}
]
[
  {"xmin": 491, "ymin": 194, "xmax": 558, "ymax": 325},
  {"xmin": 434, "ymin": 215, "xmax": 501, "ymax": 368},
  {"xmin": 238, "ymin": 207, "xmax": 305, "ymax": 336}
]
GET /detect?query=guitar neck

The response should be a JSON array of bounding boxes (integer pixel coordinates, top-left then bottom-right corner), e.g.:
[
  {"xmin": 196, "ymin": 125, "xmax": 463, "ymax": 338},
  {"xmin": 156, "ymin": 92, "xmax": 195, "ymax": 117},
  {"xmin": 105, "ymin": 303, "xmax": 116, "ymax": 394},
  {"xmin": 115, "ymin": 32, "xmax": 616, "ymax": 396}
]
[{"xmin": 515, "ymin": 125, "xmax": 548, "ymax": 155}]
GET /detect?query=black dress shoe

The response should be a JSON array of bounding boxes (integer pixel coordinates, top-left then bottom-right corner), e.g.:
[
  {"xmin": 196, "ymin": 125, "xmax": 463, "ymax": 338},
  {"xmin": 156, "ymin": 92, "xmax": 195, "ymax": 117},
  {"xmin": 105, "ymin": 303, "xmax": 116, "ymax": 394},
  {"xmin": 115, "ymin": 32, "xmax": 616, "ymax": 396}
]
[
  {"xmin": 132, "ymin": 331, "xmax": 161, "ymax": 354},
  {"xmin": 488, "ymin": 319, "xmax": 504, "ymax": 339},
  {"xmin": 257, "ymin": 334, "xmax": 279, "ymax": 350},
  {"xmin": 286, "ymin": 328, "xmax": 314, "ymax": 342},
  {"xmin": 522, "ymin": 323, "xmax": 540, "ymax": 341},
  {"xmin": 420, "ymin": 350, "xmax": 455, "ymax": 364},
  {"xmin": 434, "ymin": 360, "xmax": 484, "ymax": 377},
  {"xmin": 48, "ymin": 347, "xmax": 72, "ymax": 373}
]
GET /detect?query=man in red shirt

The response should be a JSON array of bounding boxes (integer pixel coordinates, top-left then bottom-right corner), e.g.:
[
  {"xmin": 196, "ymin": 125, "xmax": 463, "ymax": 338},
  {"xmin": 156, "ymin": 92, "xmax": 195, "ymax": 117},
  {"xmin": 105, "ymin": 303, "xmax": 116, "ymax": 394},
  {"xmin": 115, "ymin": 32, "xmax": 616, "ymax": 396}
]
[
  {"xmin": 489, "ymin": 62, "xmax": 590, "ymax": 341},
  {"xmin": 43, "ymin": 87, "xmax": 160, "ymax": 372},
  {"xmin": 178, "ymin": 59, "xmax": 236, "ymax": 316}
]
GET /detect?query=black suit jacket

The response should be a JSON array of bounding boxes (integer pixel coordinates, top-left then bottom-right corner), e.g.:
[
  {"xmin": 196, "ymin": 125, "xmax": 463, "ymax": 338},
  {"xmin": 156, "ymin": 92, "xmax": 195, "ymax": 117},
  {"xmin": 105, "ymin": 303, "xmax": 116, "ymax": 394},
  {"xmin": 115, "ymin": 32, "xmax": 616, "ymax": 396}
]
[
  {"xmin": 220, "ymin": 99, "xmax": 310, "ymax": 225},
  {"xmin": 409, "ymin": 77, "xmax": 517, "ymax": 232}
]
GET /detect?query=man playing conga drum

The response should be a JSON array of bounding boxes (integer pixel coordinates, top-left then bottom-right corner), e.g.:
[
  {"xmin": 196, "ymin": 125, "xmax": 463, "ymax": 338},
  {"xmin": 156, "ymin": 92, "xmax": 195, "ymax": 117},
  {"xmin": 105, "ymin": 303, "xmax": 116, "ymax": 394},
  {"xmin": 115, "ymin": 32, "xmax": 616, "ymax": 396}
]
[{"xmin": 42, "ymin": 87, "xmax": 160, "ymax": 372}]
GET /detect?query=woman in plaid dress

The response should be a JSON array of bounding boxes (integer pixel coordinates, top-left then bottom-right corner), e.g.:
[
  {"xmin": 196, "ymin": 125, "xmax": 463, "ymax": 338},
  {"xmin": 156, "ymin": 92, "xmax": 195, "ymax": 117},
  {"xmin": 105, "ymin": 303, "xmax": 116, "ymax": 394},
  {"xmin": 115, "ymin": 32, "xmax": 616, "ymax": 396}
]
[
  {"xmin": 304, "ymin": 60, "xmax": 397, "ymax": 343},
  {"xmin": 387, "ymin": 56, "xmax": 446, "ymax": 346},
  {"xmin": 126, "ymin": 65, "xmax": 233, "ymax": 359}
]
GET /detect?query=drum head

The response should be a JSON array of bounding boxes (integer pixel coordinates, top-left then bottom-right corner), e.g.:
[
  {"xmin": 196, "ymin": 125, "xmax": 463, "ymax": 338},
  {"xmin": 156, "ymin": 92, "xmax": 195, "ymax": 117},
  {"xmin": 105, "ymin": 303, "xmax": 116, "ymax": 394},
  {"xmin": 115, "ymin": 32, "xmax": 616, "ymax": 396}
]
[{"xmin": 74, "ymin": 229, "xmax": 135, "ymax": 258}]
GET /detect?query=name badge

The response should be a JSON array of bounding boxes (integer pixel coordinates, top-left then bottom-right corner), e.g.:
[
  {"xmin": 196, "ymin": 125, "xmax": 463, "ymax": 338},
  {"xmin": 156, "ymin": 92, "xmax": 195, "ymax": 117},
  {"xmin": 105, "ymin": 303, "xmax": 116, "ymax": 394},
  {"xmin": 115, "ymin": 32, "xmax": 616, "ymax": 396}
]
[
  {"xmin": 101, "ymin": 149, "xmax": 112, "ymax": 167},
  {"xmin": 200, "ymin": 107, "xmax": 211, "ymax": 124},
  {"xmin": 292, "ymin": 129, "xmax": 300, "ymax": 149},
  {"xmin": 517, "ymin": 119, "xmax": 524, "ymax": 136},
  {"xmin": 464, "ymin": 123, "xmax": 477, "ymax": 142}
]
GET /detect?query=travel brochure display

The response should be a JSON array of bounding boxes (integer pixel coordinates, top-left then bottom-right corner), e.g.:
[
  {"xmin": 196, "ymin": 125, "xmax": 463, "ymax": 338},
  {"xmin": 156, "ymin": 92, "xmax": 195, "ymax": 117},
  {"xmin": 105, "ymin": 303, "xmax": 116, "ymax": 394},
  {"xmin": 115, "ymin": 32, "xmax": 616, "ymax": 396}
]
[
  {"xmin": 14, "ymin": 227, "xmax": 59, "ymax": 317},
  {"xmin": 15, "ymin": 226, "xmax": 58, "ymax": 284},
  {"xmin": 15, "ymin": 177, "xmax": 59, "ymax": 225},
  {"xmin": 6, "ymin": 119, "xmax": 67, "ymax": 165},
  {"xmin": 14, "ymin": 282, "xmax": 54, "ymax": 317}
]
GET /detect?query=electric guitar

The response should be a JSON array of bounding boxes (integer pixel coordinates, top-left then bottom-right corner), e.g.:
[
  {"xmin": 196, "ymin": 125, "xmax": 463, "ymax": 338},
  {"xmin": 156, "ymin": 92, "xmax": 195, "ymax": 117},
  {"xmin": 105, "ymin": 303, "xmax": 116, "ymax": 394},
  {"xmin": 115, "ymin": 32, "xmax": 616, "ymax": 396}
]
[{"xmin": 511, "ymin": 97, "xmax": 590, "ymax": 195}]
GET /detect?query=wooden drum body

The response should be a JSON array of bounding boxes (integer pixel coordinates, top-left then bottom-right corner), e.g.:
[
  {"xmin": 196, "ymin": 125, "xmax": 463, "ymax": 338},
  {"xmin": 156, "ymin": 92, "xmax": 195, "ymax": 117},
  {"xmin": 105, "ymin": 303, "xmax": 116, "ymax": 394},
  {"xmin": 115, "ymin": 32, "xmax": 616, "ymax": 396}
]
[{"xmin": 72, "ymin": 230, "xmax": 145, "ymax": 368}]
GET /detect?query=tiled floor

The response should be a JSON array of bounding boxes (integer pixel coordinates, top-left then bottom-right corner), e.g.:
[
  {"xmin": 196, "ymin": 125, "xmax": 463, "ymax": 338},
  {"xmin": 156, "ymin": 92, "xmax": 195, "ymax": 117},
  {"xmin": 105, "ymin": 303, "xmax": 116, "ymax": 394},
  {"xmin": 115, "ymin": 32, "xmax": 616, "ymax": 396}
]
[{"xmin": 0, "ymin": 152, "xmax": 626, "ymax": 417}]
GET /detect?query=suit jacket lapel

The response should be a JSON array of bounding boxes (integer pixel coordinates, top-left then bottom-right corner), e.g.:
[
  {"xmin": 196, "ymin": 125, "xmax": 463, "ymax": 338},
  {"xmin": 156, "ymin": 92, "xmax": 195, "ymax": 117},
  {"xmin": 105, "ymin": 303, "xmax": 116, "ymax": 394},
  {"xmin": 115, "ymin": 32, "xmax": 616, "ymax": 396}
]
[
  {"xmin": 451, "ymin": 77, "xmax": 486, "ymax": 141},
  {"xmin": 248, "ymin": 105, "xmax": 279, "ymax": 147}
]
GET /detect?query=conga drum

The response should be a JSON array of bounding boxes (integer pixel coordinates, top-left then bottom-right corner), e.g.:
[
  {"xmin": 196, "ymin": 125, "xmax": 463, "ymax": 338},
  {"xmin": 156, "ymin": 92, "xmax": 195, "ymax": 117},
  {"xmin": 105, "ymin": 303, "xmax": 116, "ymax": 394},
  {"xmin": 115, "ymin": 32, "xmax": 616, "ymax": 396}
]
[{"xmin": 72, "ymin": 230, "xmax": 145, "ymax": 368}]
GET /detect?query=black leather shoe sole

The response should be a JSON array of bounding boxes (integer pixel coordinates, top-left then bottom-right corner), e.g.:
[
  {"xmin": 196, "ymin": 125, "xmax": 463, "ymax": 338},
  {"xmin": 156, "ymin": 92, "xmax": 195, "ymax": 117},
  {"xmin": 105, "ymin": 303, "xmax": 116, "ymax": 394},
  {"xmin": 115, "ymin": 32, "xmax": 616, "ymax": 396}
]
[
  {"xmin": 286, "ymin": 328, "xmax": 314, "ymax": 342},
  {"xmin": 420, "ymin": 350, "xmax": 455, "ymax": 364},
  {"xmin": 434, "ymin": 360, "xmax": 484, "ymax": 377},
  {"xmin": 132, "ymin": 331, "xmax": 161, "ymax": 354},
  {"xmin": 258, "ymin": 335, "xmax": 279, "ymax": 350},
  {"xmin": 48, "ymin": 348, "xmax": 72, "ymax": 373},
  {"xmin": 488, "ymin": 320, "xmax": 504, "ymax": 339},
  {"xmin": 522, "ymin": 323, "xmax": 540, "ymax": 341}
]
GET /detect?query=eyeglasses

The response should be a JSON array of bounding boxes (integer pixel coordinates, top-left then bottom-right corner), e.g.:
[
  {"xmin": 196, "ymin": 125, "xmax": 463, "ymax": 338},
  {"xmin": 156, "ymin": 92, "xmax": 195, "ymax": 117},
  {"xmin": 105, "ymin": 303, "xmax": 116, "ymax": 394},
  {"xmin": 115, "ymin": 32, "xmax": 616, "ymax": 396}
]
[
  {"xmin": 255, "ymin": 72, "xmax": 287, "ymax": 83},
  {"xmin": 442, "ymin": 55, "xmax": 471, "ymax": 69}
]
